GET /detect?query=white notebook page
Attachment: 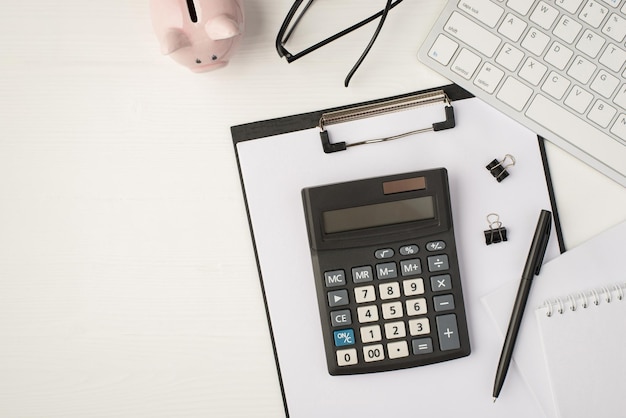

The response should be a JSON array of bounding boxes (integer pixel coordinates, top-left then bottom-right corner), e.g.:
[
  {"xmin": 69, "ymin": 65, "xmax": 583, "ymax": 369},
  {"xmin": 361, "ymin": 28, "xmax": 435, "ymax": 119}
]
[{"xmin": 535, "ymin": 284, "xmax": 626, "ymax": 418}]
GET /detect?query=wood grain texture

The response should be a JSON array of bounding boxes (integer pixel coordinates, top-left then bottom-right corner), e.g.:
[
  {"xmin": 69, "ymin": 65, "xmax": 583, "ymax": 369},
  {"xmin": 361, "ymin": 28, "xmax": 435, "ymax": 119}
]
[{"xmin": 0, "ymin": 0, "xmax": 623, "ymax": 417}]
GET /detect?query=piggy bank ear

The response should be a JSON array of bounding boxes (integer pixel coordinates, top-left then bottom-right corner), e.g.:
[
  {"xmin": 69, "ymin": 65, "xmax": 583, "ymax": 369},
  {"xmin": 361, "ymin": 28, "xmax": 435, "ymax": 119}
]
[
  {"xmin": 206, "ymin": 15, "xmax": 241, "ymax": 40},
  {"xmin": 161, "ymin": 28, "xmax": 191, "ymax": 55}
]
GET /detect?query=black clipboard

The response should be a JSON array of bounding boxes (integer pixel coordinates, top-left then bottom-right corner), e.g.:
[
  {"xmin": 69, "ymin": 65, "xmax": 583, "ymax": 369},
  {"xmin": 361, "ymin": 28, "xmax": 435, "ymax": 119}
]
[{"xmin": 231, "ymin": 84, "xmax": 564, "ymax": 418}]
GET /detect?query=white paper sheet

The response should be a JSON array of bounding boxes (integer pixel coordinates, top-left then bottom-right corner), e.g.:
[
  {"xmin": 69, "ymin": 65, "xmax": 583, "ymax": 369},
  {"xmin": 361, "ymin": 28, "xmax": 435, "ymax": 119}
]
[{"xmin": 237, "ymin": 98, "xmax": 561, "ymax": 418}]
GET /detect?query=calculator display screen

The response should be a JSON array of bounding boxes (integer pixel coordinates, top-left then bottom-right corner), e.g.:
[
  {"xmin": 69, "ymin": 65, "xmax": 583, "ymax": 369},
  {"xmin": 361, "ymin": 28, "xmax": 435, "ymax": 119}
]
[{"xmin": 322, "ymin": 196, "xmax": 435, "ymax": 234}]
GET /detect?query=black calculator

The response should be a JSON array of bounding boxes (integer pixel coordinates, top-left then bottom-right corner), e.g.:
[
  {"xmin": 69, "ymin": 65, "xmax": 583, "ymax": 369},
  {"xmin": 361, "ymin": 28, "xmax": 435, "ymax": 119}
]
[{"xmin": 302, "ymin": 168, "xmax": 470, "ymax": 375}]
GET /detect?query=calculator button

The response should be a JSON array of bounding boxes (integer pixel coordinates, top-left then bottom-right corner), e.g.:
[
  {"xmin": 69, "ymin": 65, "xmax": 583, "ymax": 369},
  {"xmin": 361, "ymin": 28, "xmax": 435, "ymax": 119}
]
[
  {"xmin": 352, "ymin": 266, "xmax": 373, "ymax": 283},
  {"xmin": 406, "ymin": 298, "xmax": 428, "ymax": 316},
  {"xmin": 387, "ymin": 341, "xmax": 410, "ymax": 359},
  {"xmin": 403, "ymin": 278, "xmax": 425, "ymax": 296},
  {"xmin": 436, "ymin": 314, "xmax": 461, "ymax": 351},
  {"xmin": 412, "ymin": 337, "xmax": 434, "ymax": 355},
  {"xmin": 427, "ymin": 255, "xmax": 449, "ymax": 272},
  {"xmin": 374, "ymin": 248, "xmax": 395, "ymax": 259},
  {"xmin": 357, "ymin": 305, "xmax": 379, "ymax": 323},
  {"xmin": 400, "ymin": 258, "xmax": 422, "ymax": 276},
  {"xmin": 384, "ymin": 321, "xmax": 406, "ymax": 339},
  {"xmin": 399, "ymin": 244, "xmax": 419, "ymax": 256},
  {"xmin": 360, "ymin": 325, "xmax": 382, "ymax": 343},
  {"xmin": 381, "ymin": 301, "xmax": 403, "ymax": 319},
  {"xmin": 354, "ymin": 285, "xmax": 376, "ymax": 303},
  {"xmin": 434, "ymin": 294, "xmax": 455, "ymax": 312},
  {"xmin": 328, "ymin": 289, "xmax": 349, "ymax": 307},
  {"xmin": 425, "ymin": 240, "xmax": 446, "ymax": 251},
  {"xmin": 376, "ymin": 262, "xmax": 398, "ymax": 279},
  {"xmin": 363, "ymin": 344, "xmax": 385, "ymax": 362},
  {"xmin": 330, "ymin": 309, "xmax": 352, "ymax": 327},
  {"xmin": 336, "ymin": 348, "xmax": 358, "ymax": 366},
  {"xmin": 324, "ymin": 270, "xmax": 346, "ymax": 287},
  {"xmin": 379, "ymin": 282, "xmax": 401, "ymax": 300},
  {"xmin": 408, "ymin": 317, "xmax": 431, "ymax": 336},
  {"xmin": 430, "ymin": 274, "xmax": 452, "ymax": 291},
  {"xmin": 333, "ymin": 329, "xmax": 355, "ymax": 347}
]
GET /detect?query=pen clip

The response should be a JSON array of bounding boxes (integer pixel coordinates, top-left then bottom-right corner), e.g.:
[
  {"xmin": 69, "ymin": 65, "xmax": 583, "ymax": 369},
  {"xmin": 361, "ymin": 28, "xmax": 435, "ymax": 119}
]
[{"xmin": 531, "ymin": 210, "xmax": 552, "ymax": 276}]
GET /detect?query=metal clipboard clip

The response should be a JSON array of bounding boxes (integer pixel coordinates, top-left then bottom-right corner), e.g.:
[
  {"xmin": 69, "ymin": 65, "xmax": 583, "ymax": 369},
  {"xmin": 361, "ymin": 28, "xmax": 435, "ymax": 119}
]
[{"xmin": 318, "ymin": 89, "xmax": 456, "ymax": 153}]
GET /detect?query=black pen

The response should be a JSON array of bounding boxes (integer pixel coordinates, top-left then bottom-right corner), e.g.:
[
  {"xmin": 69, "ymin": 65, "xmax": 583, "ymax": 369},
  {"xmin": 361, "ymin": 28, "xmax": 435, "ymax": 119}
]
[{"xmin": 492, "ymin": 209, "xmax": 552, "ymax": 402}]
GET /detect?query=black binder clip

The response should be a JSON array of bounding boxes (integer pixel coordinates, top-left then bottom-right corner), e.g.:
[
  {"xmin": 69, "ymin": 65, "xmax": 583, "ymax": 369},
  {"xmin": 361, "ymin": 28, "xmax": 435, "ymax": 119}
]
[
  {"xmin": 484, "ymin": 213, "xmax": 508, "ymax": 245},
  {"xmin": 486, "ymin": 154, "xmax": 515, "ymax": 182}
]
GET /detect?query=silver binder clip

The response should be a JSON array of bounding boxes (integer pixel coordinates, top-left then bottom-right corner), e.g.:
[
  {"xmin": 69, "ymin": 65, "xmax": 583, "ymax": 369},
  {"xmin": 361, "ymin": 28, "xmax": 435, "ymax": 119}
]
[
  {"xmin": 484, "ymin": 213, "xmax": 508, "ymax": 245},
  {"xmin": 486, "ymin": 154, "xmax": 515, "ymax": 182}
]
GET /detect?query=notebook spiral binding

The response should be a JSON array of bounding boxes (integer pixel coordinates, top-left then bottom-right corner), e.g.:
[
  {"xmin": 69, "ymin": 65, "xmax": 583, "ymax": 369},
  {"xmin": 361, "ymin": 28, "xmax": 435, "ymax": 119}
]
[{"xmin": 541, "ymin": 283, "xmax": 626, "ymax": 317}]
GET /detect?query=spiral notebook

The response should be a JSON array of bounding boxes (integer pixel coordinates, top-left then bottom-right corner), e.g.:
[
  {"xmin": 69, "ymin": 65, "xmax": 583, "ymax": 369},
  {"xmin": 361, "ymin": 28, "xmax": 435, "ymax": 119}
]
[
  {"xmin": 535, "ymin": 283, "xmax": 626, "ymax": 418},
  {"xmin": 481, "ymin": 221, "xmax": 626, "ymax": 418}
]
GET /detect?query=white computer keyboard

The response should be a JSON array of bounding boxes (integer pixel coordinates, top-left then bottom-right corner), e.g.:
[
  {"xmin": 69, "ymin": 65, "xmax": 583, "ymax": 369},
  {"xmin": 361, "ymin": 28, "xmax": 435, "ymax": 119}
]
[{"xmin": 418, "ymin": 0, "xmax": 626, "ymax": 186}]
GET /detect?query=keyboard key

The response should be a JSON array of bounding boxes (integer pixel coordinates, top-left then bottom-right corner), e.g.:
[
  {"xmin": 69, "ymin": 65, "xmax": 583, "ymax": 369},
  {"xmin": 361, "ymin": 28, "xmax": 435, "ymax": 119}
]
[
  {"xmin": 379, "ymin": 282, "xmax": 401, "ymax": 300},
  {"xmin": 526, "ymin": 94, "xmax": 626, "ymax": 174},
  {"xmin": 542, "ymin": 71, "xmax": 571, "ymax": 99},
  {"xmin": 458, "ymin": 0, "xmax": 504, "ymax": 27},
  {"xmin": 590, "ymin": 70, "xmax": 620, "ymax": 98},
  {"xmin": 357, "ymin": 305, "xmax": 379, "ymax": 323},
  {"xmin": 363, "ymin": 344, "xmax": 385, "ymax": 362},
  {"xmin": 433, "ymin": 294, "xmax": 456, "ymax": 312},
  {"xmin": 588, "ymin": 99, "xmax": 617, "ymax": 127},
  {"xmin": 522, "ymin": 27, "xmax": 551, "ymax": 55},
  {"xmin": 337, "ymin": 348, "xmax": 358, "ymax": 366},
  {"xmin": 444, "ymin": 12, "xmax": 501, "ymax": 57},
  {"xmin": 497, "ymin": 77, "xmax": 534, "ymax": 110},
  {"xmin": 452, "ymin": 48, "xmax": 481, "ymax": 79},
  {"xmin": 331, "ymin": 309, "xmax": 352, "ymax": 327},
  {"xmin": 519, "ymin": 56, "xmax": 548, "ymax": 85},
  {"xmin": 614, "ymin": 85, "xmax": 626, "ymax": 109},
  {"xmin": 381, "ymin": 301, "xmax": 403, "ymax": 319},
  {"xmin": 408, "ymin": 317, "xmax": 431, "ymax": 336},
  {"xmin": 555, "ymin": 0, "xmax": 585, "ymax": 13},
  {"xmin": 610, "ymin": 115, "xmax": 626, "ymax": 142},
  {"xmin": 334, "ymin": 329, "xmax": 355, "ymax": 346},
  {"xmin": 387, "ymin": 341, "xmax": 409, "ymax": 359},
  {"xmin": 402, "ymin": 278, "xmax": 425, "ymax": 296},
  {"xmin": 530, "ymin": 1, "xmax": 559, "ymax": 29},
  {"xmin": 496, "ymin": 43, "xmax": 525, "ymax": 71},
  {"xmin": 436, "ymin": 314, "xmax": 462, "ymax": 351},
  {"xmin": 553, "ymin": 15, "xmax": 583, "ymax": 44},
  {"xmin": 565, "ymin": 86, "xmax": 594, "ymax": 113},
  {"xmin": 599, "ymin": 44, "xmax": 626, "ymax": 72},
  {"xmin": 384, "ymin": 321, "xmax": 406, "ymax": 339},
  {"xmin": 545, "ymin": 41, "xmax": 574, "ymax": 69},
  {"xmin": 328, "ymin": 289, "xmax": 349, "ymax": 307},
  {"xmin": 360, "ymin": 325, "xmax": 382, "ymax": 343},
  {"xmin": 354, "ymin": 285, "xmax": 376, "ymax": 303},
  {"xmin": 498, "ymin": 13, "xmax": 528, "ymax": 42},
  {"xmin": 579, "ymin": 0, "xmax": 609, "ymax": 28},
  {"xmin": 406, "ymin": 298, "xmax": 428, "ymax": 316},
  {"xmin": 602, "ymin": 13, "xmax": 626, "ymax": 43},
  {"xmin": 474, "ymin": 62, "xmax": 505, "ymax": 93},
  {"xmin": 576, "ymin": 29, "xmax": 606, "ymax": 57},
  {"xmin": 567, "ymin": 55, "xmax": 597, "ymax": 83},
  {"xmin": 427, "ymin": 34, "xmax": 459, "ymax": 66},
  {"xmin": 412, "ymin": 337, "xmax": 434, "ymax": 355},
  {"xmin": 507, "ymin": 0, "xmax": 535, "ymax": 15}
]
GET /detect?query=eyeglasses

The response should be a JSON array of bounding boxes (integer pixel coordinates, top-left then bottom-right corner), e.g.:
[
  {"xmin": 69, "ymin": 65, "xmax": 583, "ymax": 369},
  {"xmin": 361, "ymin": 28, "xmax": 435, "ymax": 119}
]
[{"xmin": 275, "ymin": 0, "xmax": 405, "ymax": 87}]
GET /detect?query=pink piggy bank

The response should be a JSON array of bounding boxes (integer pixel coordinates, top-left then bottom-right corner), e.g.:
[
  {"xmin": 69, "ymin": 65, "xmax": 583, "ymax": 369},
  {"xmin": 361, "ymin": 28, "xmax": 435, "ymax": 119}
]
[{"xmin": 149, "ymin": 0, "xmax": 244, "ymax": 72}]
